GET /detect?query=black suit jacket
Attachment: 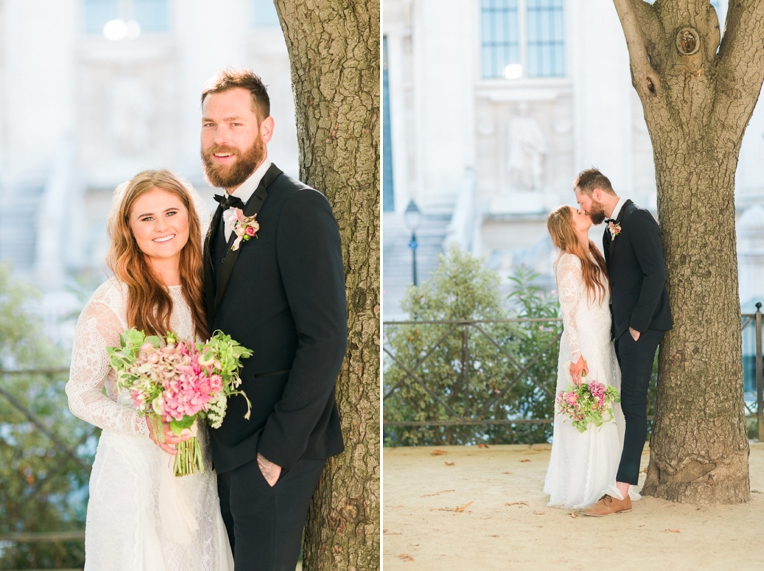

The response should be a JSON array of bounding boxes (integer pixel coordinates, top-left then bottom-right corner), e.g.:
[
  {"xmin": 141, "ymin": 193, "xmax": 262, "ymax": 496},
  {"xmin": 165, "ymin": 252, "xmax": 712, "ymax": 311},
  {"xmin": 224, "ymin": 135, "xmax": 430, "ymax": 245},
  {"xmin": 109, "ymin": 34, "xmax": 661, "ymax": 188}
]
[
  {"xmin": 203, "ymin": 163, "xmax": 346, "ymax": 473},
  {"xmin": 603, "ymin": 199, "xmax": 673, "ymax": 339}
]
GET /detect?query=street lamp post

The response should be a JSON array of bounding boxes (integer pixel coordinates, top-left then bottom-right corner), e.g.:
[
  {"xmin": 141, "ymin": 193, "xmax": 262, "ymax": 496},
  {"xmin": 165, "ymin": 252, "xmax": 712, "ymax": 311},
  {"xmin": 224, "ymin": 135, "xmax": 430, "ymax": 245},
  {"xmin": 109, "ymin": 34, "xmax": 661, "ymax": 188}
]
[{"xmin": 404, "ymin": 200, "xmax": 422, "ymax": 286}]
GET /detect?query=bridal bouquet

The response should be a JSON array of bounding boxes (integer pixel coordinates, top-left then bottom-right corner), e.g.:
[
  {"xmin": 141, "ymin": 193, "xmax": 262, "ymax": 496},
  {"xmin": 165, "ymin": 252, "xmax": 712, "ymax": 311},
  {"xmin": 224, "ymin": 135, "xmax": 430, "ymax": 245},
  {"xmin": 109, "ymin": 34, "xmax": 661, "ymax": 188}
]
[
  {"xmin": 107, "ymin": 329, "xmax": 252, "ymax": 476},
  {"xmin": 556, "ymin": 372, "xmax": 620, "ymax": 434}
]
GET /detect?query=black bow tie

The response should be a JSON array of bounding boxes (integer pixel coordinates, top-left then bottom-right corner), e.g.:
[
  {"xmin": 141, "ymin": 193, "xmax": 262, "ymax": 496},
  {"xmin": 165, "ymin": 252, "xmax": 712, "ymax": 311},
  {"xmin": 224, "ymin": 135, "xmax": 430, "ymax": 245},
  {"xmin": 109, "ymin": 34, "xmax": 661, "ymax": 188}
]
[
  {"xmin": 605, "ymin": 218, "xmax": 615, "ymax": 224},
  {"xmin": 213, "ymin": 194, "xmax": 245, "ymax": 210}
]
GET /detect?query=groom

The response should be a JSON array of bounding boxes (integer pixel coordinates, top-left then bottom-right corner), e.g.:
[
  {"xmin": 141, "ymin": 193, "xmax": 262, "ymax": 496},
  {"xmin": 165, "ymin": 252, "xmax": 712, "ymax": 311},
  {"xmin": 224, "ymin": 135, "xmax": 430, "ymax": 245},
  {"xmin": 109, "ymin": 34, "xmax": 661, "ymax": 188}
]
[
  {"xmin": 573, "ymin": 168, "xmax": 672, "ymax": 516},
  {"xmin": 200, "ymin": 69, "xmax": 347, "ymax": 569}
]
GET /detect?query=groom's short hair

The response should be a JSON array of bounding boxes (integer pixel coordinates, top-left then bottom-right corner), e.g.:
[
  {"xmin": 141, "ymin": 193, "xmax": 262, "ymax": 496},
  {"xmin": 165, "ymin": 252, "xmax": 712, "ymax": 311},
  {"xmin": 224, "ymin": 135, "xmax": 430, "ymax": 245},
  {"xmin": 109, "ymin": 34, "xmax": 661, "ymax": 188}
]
[
  {"xmin": 574, "ymin": 168, "xmax": 616, "ymax": 196},
  {"xmin": 201, "ymin": 68, "xmax": 271, "ymax": 124}
]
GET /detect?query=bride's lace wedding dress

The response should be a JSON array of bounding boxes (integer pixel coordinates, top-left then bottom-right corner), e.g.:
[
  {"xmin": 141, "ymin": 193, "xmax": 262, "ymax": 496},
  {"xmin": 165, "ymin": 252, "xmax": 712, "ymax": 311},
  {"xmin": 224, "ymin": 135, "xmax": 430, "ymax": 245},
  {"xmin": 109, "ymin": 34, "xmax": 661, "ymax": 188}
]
[
  {"xmin": 66, "ymin": 278, "xmax": 233, "ymax": 571},
  {"xmin": 543, "ymin": 253, "xmax": 639, "ymax": 509}
]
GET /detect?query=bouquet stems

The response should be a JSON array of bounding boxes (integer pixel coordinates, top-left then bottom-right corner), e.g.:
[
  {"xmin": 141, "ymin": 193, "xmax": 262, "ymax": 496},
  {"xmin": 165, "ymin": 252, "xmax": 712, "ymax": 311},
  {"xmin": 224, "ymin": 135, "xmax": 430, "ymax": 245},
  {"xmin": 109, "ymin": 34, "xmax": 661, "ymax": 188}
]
[{"xmin": 174, "ymin": 437, "xmax": 204, "ymax": 477}]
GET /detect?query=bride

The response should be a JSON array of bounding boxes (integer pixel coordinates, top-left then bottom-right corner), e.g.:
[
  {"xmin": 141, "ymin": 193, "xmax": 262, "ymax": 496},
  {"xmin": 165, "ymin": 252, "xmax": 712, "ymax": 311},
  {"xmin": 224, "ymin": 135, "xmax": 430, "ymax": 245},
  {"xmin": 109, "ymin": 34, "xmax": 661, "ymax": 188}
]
[
  {"xmin": 66, "ymin": 170, "xmax": 233, "ymax": 570},
  {"xmin": 543, "ymin": 205, "xmax": 638, "ymax": 511}
]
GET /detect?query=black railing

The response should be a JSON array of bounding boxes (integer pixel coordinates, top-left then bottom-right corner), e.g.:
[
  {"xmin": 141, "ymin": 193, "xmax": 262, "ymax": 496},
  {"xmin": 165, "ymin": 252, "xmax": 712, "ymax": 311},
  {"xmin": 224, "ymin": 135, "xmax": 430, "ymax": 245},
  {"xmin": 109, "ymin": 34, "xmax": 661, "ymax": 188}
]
[
  {"xmin": 384, "ymin": 307, "xmax": 764, "ymax": 442},
  {"xmin": 0, "ymin": 367, "xmax": 92, "ymax": 570}
]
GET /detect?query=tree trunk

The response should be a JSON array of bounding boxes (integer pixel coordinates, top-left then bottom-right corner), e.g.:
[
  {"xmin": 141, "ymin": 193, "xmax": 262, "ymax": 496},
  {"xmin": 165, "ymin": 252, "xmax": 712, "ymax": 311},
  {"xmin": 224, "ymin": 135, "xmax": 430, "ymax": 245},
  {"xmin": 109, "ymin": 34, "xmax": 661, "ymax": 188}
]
[
  {"xmin": 273, "ymin": 0, "xmax": 380, "ymax": 568},
  {"xmin": 613, "ymin": 0, "xmax": 764, "ymax": 504}
]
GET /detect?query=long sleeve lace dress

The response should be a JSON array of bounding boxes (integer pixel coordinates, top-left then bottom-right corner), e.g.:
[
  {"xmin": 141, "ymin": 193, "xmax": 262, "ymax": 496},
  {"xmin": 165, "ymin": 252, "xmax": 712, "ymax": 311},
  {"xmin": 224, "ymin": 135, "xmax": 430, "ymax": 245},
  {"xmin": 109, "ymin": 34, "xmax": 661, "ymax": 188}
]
[
  {"xmin": 543, "ymin": 253, "xmax": 638, "ymax": 508},
  {"xmin": 66, "ymin": 278, "xmax": 233, "ymax": 571}
]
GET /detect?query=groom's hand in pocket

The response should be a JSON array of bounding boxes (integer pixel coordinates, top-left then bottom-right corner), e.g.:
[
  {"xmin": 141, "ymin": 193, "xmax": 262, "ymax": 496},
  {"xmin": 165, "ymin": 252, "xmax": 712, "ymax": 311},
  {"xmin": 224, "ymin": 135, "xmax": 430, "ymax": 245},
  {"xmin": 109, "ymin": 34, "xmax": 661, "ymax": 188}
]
[
  {"xmin": 257, "ymin": 452, "xmax": 282, "ymax": 487},
  {"xmin": 629, "ymin": 327, "xmax": 641, "ymax": 342}
]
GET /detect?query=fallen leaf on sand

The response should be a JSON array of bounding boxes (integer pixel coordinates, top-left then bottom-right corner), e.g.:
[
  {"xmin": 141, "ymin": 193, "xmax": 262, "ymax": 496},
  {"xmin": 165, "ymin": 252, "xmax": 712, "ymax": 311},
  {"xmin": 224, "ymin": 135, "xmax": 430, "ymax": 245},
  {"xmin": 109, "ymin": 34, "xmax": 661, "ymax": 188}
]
[
  {"xmin": 490, "ymin": 534, "xmax": 499, "ymax": 538},
  {"xmin": 533, "ymin": 510, "xmax": 545, "ymax": 515},
  {"xmin": 520, "ymin": 459, "xmax": 531, "ymax": 462},
  {"xmin": 502, "ymin": 471, "xmax": 512, "ymax": 474},
  {"xmin": 445, "ymin": 461, "xmax": 455, "ymax": 466},
  {"xmin": 455, "ymin": 501, "xmax": 474, "ymax": 512},
  {"xmin": 666, "ymin": 529, "xmax": 680, "ymax": 533},
  {"xmin": 384, "ymin": 531, "xmax": 402, "ymax": 535},
  {"xmin": 752, "ymin": 489, "xmax": 763, "ymax": 494},
  {"xmin": 568, "ymin": 512, "xmax": 578, "ymax": 518},
  {"xmin": 640, "ymin": 467, "xmax": 648, "ymax": 473},
  {"xmin": 478, "ymin": 443, "xmax": 490, "ymax": 449},
  {"xmin": 506, "ymin": 501, "xmax": 528, "ymax": 507},
  {"xmin": 399, "ymin": 554, "xmax": 414, "ymax": 562},
  {"xmin": 420, "ymin": 489, "xmax": 455, "ymax": 497},
  {"xmin": 431, "ymin": 449, "xmax": 447, "ymax": 456}
]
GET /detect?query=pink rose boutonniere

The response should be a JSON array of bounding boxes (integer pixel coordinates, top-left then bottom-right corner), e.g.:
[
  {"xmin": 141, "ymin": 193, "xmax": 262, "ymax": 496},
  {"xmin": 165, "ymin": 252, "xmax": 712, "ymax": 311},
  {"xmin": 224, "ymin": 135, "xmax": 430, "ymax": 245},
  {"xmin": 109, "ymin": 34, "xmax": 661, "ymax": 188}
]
[
  {"xmin": 231, "ymin": 208, "xmax": 260, "ymax": 251},
  {"xmin": 608, "ymin": 221, "xmax": 622, "ymax": 239}
]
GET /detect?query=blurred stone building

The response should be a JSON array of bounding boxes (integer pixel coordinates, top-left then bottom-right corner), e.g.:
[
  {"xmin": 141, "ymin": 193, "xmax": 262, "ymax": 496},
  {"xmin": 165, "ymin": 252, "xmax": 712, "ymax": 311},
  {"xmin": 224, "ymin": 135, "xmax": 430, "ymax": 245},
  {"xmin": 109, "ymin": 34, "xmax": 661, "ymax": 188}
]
[
  {"xmin": 383, "ymin": 0, "xmax": 764, "ymax": 318},
  {"xmin": 0, "ymin": 0, "xmax": 298, "ymax": 292}
]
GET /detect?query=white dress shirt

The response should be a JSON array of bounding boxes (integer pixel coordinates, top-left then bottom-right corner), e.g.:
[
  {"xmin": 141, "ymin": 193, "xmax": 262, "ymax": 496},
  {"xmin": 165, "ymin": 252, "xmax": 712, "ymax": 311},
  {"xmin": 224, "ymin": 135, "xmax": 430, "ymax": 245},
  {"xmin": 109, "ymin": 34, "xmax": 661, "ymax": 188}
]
[
  {"xmin": 608, "ymin": 196, "xmax": 627, "ymax": 222},
  {"xmin": 222, "ymin": 157, "xmax": 272, "ymax": 241}
]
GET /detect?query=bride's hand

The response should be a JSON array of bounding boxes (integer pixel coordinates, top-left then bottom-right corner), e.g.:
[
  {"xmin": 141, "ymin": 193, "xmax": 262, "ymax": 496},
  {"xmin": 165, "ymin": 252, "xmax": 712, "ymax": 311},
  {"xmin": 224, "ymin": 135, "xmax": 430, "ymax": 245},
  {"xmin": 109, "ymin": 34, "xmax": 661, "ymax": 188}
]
[
  {"xmin": 148, "ymin": 419, "xmax": 194, "ymax": 455},
  {"xmin": 569, "ymin": 356, "xmax": 589, "ymax": 386}
]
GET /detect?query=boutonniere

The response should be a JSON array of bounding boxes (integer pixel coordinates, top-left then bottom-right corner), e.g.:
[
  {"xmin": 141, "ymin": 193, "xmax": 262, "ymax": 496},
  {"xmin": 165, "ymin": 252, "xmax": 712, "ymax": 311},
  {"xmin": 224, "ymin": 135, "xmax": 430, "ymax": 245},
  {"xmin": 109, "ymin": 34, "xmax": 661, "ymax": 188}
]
[
  {"xmin": 608, "ymin": 221, "xmax": 622, "ymax": 239},
  {"xmin": 230, "ymin": 208, "xmax": 260, "ymax": 251}
]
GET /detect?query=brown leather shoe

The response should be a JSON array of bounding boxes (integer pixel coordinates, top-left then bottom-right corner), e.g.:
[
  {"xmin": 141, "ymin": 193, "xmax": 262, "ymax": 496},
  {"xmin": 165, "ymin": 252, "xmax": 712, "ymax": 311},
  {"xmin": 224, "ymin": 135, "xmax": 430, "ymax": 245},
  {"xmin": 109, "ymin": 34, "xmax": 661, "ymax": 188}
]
[{"xmin": 582, "ymin": 494, "xmax": 632, "ymax": 517}]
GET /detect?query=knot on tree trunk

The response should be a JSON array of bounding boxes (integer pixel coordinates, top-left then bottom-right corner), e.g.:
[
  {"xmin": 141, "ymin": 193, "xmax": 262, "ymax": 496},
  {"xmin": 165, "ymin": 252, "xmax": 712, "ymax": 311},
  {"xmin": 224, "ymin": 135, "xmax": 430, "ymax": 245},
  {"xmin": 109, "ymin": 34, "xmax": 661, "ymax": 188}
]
[{"xmin": 676, "ymin": 28, "xmax": 700, "ymax": 56}]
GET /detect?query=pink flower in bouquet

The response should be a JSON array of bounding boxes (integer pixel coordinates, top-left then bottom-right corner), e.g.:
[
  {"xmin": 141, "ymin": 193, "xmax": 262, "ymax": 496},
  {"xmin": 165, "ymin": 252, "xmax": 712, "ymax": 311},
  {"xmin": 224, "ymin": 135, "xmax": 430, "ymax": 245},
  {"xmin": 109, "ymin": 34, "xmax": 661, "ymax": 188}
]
[
  {"xmin": 130, "ymin": 387, "xmax": 147, "ymax": 409},
  {"xmin": 209, "ymin": 374, "xmax": 223, "ymax": 393},
  {"xmin": 565, "ymin": 392, "xmax": 578, "ymax": 405},
  {"xmin": 109, "ymin": 328, "xmax": 252, "ymax": 476},
  {"xmin": 245, "ymin": 226, "xmax": 256, "ymax": 236}
]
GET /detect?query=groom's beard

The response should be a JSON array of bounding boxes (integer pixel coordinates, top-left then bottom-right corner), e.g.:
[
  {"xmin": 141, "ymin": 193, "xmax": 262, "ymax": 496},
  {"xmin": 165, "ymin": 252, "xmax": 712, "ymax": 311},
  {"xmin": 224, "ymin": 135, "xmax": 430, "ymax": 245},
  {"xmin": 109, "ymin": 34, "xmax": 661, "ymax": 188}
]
[
  {"xmin": 588, "ymin": 200, "xmax": 607, "ymax": 225},
  {"xmin": 201, "ymin": 137, "xmax": 265, "ymax": 190}
]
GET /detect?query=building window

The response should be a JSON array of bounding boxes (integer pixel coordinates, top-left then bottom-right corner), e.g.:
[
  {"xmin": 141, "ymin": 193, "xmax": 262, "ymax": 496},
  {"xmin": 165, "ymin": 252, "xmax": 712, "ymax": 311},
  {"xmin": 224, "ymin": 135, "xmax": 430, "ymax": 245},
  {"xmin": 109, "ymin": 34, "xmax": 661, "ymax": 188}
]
[
  {"xmin": 480, "ymin": 0, "xmax": 564, "ymax": 79},
  {"xmin": 481, "ymin": 0, "xmax": 520, "ymax": 80},
  {"xmin": 253, "ymin": 0, "xmax": 280, "ymax": 28},
  {"xmin": 83, "ymin": 0, "xmax": 169, "ymax": 35},
  {"xmin": 84, "ymin": 0, "xmax": 119, "ymax": 34},
  {"xmin": 383, "ymin": 37, "xmax": 395, "ymax": 213},
  {"xmin": 133, "ymin": 0, "xmax": 169, "ymax": 32},
  {"xmin": 526, "ymin": 0, "xmax": 564, "ymax": 77}
]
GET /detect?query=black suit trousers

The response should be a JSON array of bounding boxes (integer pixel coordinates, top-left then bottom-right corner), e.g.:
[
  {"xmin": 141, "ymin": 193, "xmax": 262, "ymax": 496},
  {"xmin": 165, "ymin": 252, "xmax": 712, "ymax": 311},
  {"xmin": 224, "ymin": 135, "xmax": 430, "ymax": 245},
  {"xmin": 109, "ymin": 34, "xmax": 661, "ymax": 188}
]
[
  {"xmin": 217, "ymin": 457, "xmax": 326, "ymax": 571},
  {"xmin": 614, "ymin": 328, "xmax": 664, "ymax": 485}
]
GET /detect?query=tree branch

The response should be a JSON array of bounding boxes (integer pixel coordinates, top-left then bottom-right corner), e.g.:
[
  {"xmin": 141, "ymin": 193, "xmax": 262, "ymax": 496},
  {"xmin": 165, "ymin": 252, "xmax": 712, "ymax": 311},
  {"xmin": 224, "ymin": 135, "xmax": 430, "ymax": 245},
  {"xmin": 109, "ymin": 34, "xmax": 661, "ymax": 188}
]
[
  {"xmin": 613, "ymin": 0, "xmax": 661, "ymax": 97},
  {"xmin": 717, "ymin": 0, "xmax": 764, "ymax": 94},
  {"xmin": 714, "ymin": 0, "xmax": 764, "ymax": 136}
]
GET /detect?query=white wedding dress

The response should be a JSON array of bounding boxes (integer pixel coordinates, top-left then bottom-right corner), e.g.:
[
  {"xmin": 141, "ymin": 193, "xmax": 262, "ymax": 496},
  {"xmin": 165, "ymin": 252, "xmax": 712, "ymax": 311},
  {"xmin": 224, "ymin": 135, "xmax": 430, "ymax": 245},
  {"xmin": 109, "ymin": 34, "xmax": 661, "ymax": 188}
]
[
  {"xmin": 66, "ymin": 278, "xmax": 234, "ymax": 571},
  {"xmin": 543, "ymin": 253, "xmax": 639, "ymax": 508}
]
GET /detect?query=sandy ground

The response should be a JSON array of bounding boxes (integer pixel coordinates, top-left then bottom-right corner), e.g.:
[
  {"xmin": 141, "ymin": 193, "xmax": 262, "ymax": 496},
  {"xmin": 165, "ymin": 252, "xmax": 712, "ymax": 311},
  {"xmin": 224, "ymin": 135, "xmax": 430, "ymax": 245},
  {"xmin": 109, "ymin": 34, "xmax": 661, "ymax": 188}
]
[{"xmin": 383, "ymin": 442, "xmax": 764, "ymax": 571}]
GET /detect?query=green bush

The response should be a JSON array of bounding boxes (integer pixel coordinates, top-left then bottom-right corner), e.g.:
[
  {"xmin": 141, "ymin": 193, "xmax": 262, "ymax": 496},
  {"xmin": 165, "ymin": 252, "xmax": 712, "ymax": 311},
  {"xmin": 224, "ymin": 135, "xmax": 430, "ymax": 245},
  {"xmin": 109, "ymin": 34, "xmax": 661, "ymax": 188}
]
[
  {"xmin": 0, "ymin": 263, "xmax": 92, "ymax": 569},
  {"xmin": 383, "ymin": 247, "xmax": 561, "ymax": 446}
]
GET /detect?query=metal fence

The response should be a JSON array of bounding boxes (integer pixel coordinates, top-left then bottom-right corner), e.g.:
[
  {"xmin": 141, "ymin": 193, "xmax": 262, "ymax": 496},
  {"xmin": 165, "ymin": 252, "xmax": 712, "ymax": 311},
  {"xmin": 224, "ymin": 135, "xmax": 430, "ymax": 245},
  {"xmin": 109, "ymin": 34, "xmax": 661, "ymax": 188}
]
[
  {"xmin": 383, "ymin": 306, "xmax": 764, "ymax": 442},
  {"xmin": 0, "ymin": 368, "xmax": 92, "ymax": 571}
]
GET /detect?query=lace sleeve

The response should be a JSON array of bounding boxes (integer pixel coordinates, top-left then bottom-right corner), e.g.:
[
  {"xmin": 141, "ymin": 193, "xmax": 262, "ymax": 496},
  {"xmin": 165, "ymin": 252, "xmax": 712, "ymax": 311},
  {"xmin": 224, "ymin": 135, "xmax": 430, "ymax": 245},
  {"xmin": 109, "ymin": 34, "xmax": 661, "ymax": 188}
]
[
  {"xmin": 557, "ymin": 254, "xmax": 584, "ymax": 364},
  {"xmin": 65, "ymin": 287, "xmax": 149, "ymax": 437}
]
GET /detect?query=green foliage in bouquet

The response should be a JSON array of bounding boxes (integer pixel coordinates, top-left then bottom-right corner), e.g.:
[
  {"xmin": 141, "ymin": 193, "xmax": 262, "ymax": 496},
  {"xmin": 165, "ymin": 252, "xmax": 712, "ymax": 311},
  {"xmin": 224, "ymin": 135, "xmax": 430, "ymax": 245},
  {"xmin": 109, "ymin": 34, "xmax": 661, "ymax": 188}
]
[
  {"xmin": 557, "ymin": 376, "xmax": 621, "ymax": 434},
  {"xmin": 107, "ymin": 328, "xmax": 252, "ymax": 476}
]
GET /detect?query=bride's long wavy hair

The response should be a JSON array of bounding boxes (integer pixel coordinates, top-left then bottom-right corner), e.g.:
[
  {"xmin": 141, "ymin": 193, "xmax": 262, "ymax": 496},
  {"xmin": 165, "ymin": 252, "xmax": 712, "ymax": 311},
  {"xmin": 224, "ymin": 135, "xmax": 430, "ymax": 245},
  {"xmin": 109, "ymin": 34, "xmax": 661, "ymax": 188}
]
[
  {"xmin": 547, "ymin": 205, "xmax": 608, "ymax": 303},
  {"xmin": 107, "ymin": 170, "xmax": 208, "ymax": 340}
]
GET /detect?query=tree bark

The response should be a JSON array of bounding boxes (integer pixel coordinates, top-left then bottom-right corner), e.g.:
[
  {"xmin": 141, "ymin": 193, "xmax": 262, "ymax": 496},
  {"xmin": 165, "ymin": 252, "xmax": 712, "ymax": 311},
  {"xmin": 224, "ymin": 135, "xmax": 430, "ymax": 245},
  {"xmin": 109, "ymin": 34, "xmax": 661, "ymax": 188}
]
[
  {"xmin": 273, "ymin": 0, "xmax": 380, "ymax": 568},
  {"xmin": 613, "ymin": 0, "xmax": 764, "ymax": 504}
]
